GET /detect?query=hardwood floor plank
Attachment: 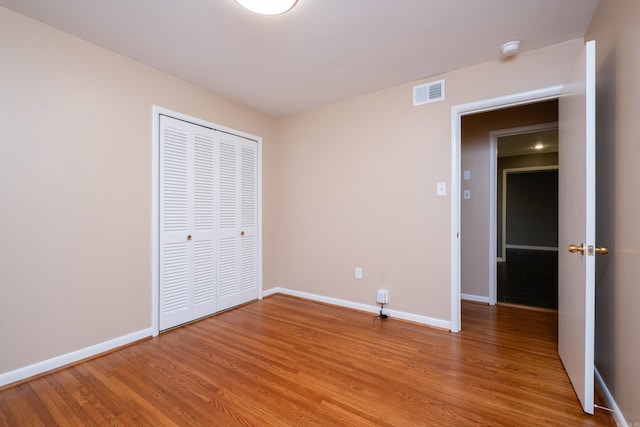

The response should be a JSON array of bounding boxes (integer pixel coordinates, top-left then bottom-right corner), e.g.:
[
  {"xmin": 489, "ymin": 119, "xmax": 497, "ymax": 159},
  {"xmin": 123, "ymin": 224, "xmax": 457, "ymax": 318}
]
[
  {"xmin": 0, "ymin": 295, "xmax": 614, "ymax": 426},
  {"xmin": 1, "ymin": 384, "xmax": 47, "ymax": 427}
]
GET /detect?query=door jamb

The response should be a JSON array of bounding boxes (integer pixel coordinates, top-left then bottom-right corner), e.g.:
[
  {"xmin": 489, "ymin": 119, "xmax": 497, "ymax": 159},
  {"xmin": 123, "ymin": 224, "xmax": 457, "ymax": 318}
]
[{"xmin": 450, "ymin": 86, "xmax": 561, "ymax": 332}]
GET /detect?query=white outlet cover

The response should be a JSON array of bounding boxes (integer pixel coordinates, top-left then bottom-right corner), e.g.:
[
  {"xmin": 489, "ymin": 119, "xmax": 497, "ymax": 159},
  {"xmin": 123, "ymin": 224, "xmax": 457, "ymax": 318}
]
[
  {"xmin": 464, "ymin": 189, "xmax": 471, "ymax": 200},
  {"xmin": 376, "ymin": 289, "xmax": 389, "ymax": 304}
]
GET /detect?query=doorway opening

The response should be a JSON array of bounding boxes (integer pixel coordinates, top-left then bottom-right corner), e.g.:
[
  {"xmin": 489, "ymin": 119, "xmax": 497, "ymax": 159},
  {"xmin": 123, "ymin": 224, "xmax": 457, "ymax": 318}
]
[
  {"xmin": 452, "ymin": 42, "xmax": 596, "ymax": 414},
  {"xmin": 450, "ymin": 86, "xmax": 561, "ymax": 333},
  {"xmin": 499, "ymin": 165, "xmax": 558, "ymax": 308},
  {"xmin": 495, "ymin": 126, "xmax": 559, "ymax": 309},
  {"xmin": 458, "ymin": 100, "xmax": 559, "ymax": 319}
]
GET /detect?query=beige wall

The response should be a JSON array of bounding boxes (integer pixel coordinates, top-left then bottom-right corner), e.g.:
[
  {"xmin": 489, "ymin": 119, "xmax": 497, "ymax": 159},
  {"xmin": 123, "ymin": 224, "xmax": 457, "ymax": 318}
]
[
  {"xmin": 586, "ymin": 0, "xmax": 640, "ymax": 422},
  {"xmin": 276, "ymin": 39, "xmax": 583, "ymax": 321},
  {"xmin": 0, "ymin": 7, "xmax": 276, "ymax": 375},
  {"xmin": 460, "ymin": 102, "xmax": 558, "ymax": 299}
]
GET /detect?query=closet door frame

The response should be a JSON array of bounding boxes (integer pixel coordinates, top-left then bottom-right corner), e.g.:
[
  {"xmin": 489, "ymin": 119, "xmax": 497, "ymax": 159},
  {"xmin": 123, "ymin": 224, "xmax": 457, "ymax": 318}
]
[{"xmin": 151, "ymin": 106, "xmax": 263, "ymax": 336}]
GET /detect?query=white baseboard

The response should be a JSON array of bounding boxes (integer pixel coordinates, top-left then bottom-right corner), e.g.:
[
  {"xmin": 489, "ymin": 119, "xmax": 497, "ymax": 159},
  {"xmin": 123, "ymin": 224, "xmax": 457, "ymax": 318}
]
[
  {"xmin": 595, "ymin": 367, "xmax": 627, "ymax": 426},
  {"xmin": 0, "ymin": 328, "xmax": 153, "ymax": 388},
  {"xmin": 262, "ymin": 287, "xmax": 280, "ymax": 297},
  {"xmin": 461, "ymin": 293, "xmax": 490, "ymax": 304},
  {"xmin": 263, "ymin": 287, "xmax": 451, "ymax": 330}
]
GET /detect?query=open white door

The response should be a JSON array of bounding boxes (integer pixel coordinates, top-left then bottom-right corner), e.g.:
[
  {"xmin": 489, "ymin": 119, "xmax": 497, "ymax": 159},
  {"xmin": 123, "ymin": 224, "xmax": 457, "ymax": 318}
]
[{"xmin": 558, "ymin": 40, "xmax": 597, "ymax": 414}]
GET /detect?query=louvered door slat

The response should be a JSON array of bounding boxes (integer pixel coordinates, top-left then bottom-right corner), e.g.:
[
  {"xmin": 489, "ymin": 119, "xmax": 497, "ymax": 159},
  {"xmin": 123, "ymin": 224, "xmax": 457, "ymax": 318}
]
[
  {"xmin": 160, "ymin": 116, "xmax": 217, "ymax": 330},
  {"xmin": 241, "ymin": 235, "xmax": 257, "ymax": 292},
  {"xmin": 193, "ymin": 241, "xmax": 215, "ymax": 304},
  {"xmin": 240, "ymin": 141, "xmax": 258, "ymax": 294},
  {"xmin": 191, "ymin": 129, "xmax": 216, "ymax": 311},
  {"xmin": 217, "ymin": 135, "xmax": 240, "ymax": 309},
  {"xmin": 217, "ymin": 134, "xmax": 258, "ymax": 311},
  {"xmin": 194, "ymin": 134, "xmax": 215, "ymax": 231},
  {"xmin": 160, "ymin": 119, "xmax": 191, "ymax": 329},
  {"xmin": 218, "ymin": 237, "xmax": 237, "ymax": 298},
  {"xmin": 219, "ymin": 141, "xmax": 237, "ymax": 230},
  {"xmin": 162, "ymin": 128, "xmax": 188, "ymax": 232},
  {"xmin": 241, "ymin": 144, "xmax": 257, "ymax": 228},
  {"xmin": 162, "ymin": 242, "xmax": 188, "ymax": 312}
]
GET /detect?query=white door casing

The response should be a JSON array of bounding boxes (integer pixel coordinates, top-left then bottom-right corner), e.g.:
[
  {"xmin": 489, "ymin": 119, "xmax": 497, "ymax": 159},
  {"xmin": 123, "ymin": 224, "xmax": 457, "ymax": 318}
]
[
  {"xmin": 450, "ymin": 86, "xmax": 562, "ymax": 333},
  {"xmin": 557, "ymin": 40, "xmax": 596, "ymax": 415}
]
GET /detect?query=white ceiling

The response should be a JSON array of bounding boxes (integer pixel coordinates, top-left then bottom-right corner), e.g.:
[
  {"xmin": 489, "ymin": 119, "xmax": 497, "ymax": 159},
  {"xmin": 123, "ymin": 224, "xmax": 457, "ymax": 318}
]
[
  {"xmin": 0, "ymin": 0, "xmax": 598, "ymax": 117},
  {"xmin": 498, "ymin": 129, "xmax": 559, "ymax": 158}
]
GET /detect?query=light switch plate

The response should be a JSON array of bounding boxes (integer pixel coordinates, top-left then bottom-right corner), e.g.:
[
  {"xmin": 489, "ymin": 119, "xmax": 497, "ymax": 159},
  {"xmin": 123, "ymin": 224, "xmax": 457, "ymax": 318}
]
[
  {"xmin": 464, "ymin": 189, "xmax": 471, "ymax": 200},
  {"xmin": 463, "ymin": 170, "xmax": 471, "ymax": 180},
  {"xmin": 437, "ymin": 182, "xmax": 447, "ymax": 196}
]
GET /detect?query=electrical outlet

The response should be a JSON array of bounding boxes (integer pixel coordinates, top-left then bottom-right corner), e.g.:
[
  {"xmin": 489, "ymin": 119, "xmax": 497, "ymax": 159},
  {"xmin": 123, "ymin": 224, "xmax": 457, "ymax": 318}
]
[
  {"xmin": 376, "ymin": 289, "xmax": 389, "ymax": 304},
  {"xmin": 355, "ymin": 267, "xmax": 363, "ymax": 279}
]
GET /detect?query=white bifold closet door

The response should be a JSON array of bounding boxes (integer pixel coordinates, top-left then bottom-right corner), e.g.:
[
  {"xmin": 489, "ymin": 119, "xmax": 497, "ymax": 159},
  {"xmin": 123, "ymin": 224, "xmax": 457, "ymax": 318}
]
[
  {"xmin": 217, "ymin": 132, "xmax": 258, "ymax": 311},
  {"xmin": 159, "ymin": 115, "xmax": 258, "ymax": 331}
]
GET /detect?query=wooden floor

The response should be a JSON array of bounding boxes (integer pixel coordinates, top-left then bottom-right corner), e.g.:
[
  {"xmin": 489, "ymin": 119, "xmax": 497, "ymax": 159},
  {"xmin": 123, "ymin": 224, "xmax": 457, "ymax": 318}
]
[{"xmin": 0, "ymin": 295, "xmax": 614, "ymax": 426}]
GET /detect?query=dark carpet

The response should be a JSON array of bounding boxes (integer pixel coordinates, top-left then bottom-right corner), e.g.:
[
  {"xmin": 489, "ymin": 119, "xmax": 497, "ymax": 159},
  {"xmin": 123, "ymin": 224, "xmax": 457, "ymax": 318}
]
[{"xmin": 497, "ymin": 248, "xmax": 558, "ymax": 309}]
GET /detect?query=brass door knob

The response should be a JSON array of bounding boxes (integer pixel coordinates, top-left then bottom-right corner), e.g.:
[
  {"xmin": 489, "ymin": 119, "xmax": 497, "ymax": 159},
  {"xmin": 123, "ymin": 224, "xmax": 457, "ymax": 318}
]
[
  {"xmin": 568, "ymin": 243, "xmax": 585, "ymax": 254},
  {"xmin": 568, "ymin": 243, "xmax": 609, "ymax": 255},
  {"xmin": 187, "ymin": 235, "xmax": 192, "ymax": 241},
  {"xmin": 241, "ymin": 231, "xmax": 245, "ymax": 236}
]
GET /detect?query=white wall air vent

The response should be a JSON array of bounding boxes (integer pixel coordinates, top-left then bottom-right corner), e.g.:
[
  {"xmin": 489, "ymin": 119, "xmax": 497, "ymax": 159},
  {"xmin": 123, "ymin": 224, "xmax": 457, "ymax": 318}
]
[{"xmin": 413, "ymin": 79, "xmax": 445, "ymax": 106}]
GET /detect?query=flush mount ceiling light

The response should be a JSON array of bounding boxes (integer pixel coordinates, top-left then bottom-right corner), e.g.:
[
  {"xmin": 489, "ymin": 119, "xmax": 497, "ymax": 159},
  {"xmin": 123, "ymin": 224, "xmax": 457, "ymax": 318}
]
[
  {"xmin": 534, "ymin": 142, "xmax": 545, "ymax": 150},
  {"xmin": 501, "ymin": 40, "xmax": 522, "ymax": 57},
  {"xmin": 235, "ymin": 0, "xmax": 298, "ymax": 15}
]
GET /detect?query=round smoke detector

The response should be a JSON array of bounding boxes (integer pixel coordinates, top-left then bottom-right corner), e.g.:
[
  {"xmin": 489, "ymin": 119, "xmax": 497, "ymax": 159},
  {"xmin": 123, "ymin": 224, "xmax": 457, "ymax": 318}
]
[{"xmin": 501, "ymin": 40, "xmax": 522, "ymax": 56}]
